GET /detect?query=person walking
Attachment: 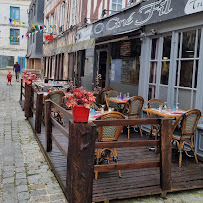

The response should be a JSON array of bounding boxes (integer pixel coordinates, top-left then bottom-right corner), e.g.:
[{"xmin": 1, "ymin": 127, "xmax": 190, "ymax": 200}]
[{"xmin": 13, "ymin": 61, "xmax": 21, "ymax": 82}]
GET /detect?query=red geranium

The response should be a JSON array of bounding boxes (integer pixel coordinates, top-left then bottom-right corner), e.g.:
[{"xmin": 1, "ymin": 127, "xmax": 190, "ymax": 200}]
[
  {"xmin": 65, "ymin": 87, "xmax": 96, "ymax": 109},
  {"xmin": 21, "ymin": 72, "xmax": 38, "ymax": 86}
]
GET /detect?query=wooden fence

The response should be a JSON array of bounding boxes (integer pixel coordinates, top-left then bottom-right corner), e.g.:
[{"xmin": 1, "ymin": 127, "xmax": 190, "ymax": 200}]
[{"xmin": 44, "ymin": 99, "xmax": 172, "ymax": 203}]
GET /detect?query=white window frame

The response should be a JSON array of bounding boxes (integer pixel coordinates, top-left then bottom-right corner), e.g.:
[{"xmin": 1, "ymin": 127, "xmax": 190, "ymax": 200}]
[
  {"xmin": 59, "ymin": 2, "xmax": 65, "ymax": 32},
  {"xmin": 110, "ymin": 0, "xmax": 125, "ymax": 12},
  {"xmin": 70, "ymin": 0, "xmax": 76, "ymax": 26}
]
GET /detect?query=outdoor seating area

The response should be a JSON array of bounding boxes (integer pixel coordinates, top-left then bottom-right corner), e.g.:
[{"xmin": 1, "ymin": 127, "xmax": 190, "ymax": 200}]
[{"xmin": 19, "ymin": 80, "xmax": 203, "ymax": 202}]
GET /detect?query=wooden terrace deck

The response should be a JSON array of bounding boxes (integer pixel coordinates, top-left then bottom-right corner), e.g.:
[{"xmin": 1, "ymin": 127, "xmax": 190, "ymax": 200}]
[{"xmin": 28, "ymin": 116, "xmax": 203, "ymax": 202}]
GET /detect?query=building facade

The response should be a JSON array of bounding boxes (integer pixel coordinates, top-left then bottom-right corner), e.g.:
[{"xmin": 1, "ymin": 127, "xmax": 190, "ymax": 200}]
[
  {"xmin": 26, "ymin": 0, "xmax": 44, "ymax": 73},
  {"xmin": 42, "ymin": 0, "xmax": 135, "ymax": 83},
  {"xmin": 0, "ymin": 0, "xmax": 31, "ymax": 73}
]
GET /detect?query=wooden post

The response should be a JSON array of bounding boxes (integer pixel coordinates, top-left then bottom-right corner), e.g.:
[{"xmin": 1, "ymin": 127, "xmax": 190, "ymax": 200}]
[
  {"xmin": 20, "ymin": 79, "xmax": 23, "ymax": 102},
  {"xmin": 160, "ymin": 118, "xmax": 172, "ymax": 191},
  {"xmin": 24, "ymin": 84, "xmax": 32, "ymax": 118},
  {"xmin": 45, "ymin": 100, "xmax": 52, "ymax": 152},
  {"xmin": 66, "ymin": 122, "xmax": 96, "ymax": 203},
  {"xmin": 35, "ymin": 93, "xmax": 43, "ymax": 134}
]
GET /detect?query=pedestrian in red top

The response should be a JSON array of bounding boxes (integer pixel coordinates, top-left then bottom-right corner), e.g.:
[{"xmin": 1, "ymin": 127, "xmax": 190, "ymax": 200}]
[{"xmin": 7, "ymin": 71, "xmax": 12, "ymax": 85}]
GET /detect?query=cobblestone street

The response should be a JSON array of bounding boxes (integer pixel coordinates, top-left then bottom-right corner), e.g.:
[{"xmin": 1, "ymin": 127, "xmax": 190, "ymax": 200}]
[{"xmin": 0, "ymin": 75, "xmax": 67, "ymax": 203}]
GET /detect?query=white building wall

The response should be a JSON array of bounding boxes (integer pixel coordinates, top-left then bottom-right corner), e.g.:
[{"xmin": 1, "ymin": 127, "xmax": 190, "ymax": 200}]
[{"xmin": 0, "ymin": 0, "xmax": 31, "ymax": 67}]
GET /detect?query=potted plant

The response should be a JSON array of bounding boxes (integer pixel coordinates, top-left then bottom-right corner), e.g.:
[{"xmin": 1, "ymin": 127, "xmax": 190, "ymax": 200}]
[
  {"xmin": 65, "ymin": 87, "xmax": 96, "ymax": 123},
  {"xmin": 21, "ymin": 72, "xmax": 38, "ymax": 86}
]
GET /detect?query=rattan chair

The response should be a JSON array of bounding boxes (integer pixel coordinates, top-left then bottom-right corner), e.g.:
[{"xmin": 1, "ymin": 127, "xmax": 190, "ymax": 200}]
[
  {"xmin": 122, "ymin": 96, "xmax": 144, "ymax": 139},
  {"xmin": 146, "ymin": 99, "xmax": 164, "ymax": 152},
  {"xmin": 172, "ymin": 109, "xmax": 201, "ymax": 167},
  {"xmin": 95, "ymin": 112, "xmax": 125, "ymax": 180},
  {"xmin": 105, "ymin": 90, "xmax": 119, "ymax": 110},
  {"xmin": 47, "ymin": 90, "xmax": 65, "ymax": 126}
]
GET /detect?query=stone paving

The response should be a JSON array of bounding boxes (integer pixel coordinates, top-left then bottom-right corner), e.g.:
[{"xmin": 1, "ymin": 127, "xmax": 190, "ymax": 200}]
[
  {"xmin": 1, "ymin": 74, "xmax": 203, "ymax": 203},
  {"xmin": 0, "ymin": 75, "xmax": 67, "ymax": 202}
]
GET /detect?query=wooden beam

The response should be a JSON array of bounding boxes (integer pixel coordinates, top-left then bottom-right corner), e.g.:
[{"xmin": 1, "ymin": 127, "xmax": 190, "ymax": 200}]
[
  {"xmin": 95, "ymin": 140, "xmax": 160, "ymax": 148},
  {"xmin": 93, "ymin": 118, "xmax": 161, "ymax": 126},
  {"xmin": 45, "ymin": 100, "xmax": 52, "ymax": 152},
  {"xmin": 51, "ymin": 117, "xmax": 69, "ymax": 139},
  {"xmin": 24, "ymin": 85, "xmax": 32, "ymax": 118},
  {"xmin": 66, "ymin": 122, "xmax": 96, "ymax": 203},
  {"xmin": 160, "ymin": 119, "xmax": 172, "ymax": 191},
  {"xmin": 35, "ymin": 93, "xmax": 43, "ymax": 134},
  {"xmin": 94, "ymin": 161, "xmax": 160, "ymax": 172}
]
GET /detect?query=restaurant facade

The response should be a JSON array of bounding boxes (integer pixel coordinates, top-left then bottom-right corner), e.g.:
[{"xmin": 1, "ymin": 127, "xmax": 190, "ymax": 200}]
[{"xmin": 84, "ymin": 0, "xmax": 203, "ymax": 158}]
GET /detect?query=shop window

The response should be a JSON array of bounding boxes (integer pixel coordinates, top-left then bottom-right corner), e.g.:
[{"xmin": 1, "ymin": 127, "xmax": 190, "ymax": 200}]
[
  {"xmin": 10, "ymin": 29, "xmax": 20, "ymax": 44},
  {"xmin": 10, "ymin": 7, "xmax": 20, "ymax": 20},
  {"xmin": 149, "ymin": 62, "xmax": 157, "ymax": 84},
  {"xmin": 151, "ymin": 38, "xmax": 159, "ymax": 60},
  {"xmin": 121, "ymin": 58, "xmax": 140, "ymax": 85},
  {"xmin": 160, "ymin": 61, "xmax": 170, "ymax": 85},
  {"xmin": 0, "ymin": 56, "xmax": 14, "ymax": 69}
]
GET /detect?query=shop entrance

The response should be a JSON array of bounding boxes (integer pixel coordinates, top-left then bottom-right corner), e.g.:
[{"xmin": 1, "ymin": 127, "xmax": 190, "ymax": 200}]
[{"xmin": 97, "ymin": 51, "xmax": 107, "ymax": 88}]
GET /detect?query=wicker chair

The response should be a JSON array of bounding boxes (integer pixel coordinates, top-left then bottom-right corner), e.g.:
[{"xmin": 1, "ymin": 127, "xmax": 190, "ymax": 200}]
[
  {"xmin": 146, "ymin": 99, "xmax": 164, "ymax": 152},
  {"xmin": 42, "ymin": 86, "xmax": 55, "ymax": 92},
  {"xmin": 172, "ymin": 109, "xmax": 201, "ymax": 167},
  {"xmin": 122, "ymin": 96, "xmax": 144, "ymax": 139},
  {"xmin": 105, "ymin": 90, "xmax": 119, "ymax": 110},
  {"xmin": 47, "ymin": 90, "xmax": 65, "ymax": 126},
  {"xmin": 95, "ymin": 112, "xmax": 125, "ymax": 180}
]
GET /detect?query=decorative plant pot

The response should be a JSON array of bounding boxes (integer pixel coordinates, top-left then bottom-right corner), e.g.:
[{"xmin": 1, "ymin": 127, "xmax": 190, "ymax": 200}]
[{"xmin": 72, "ymin": 105, "xmax": 90, "ymax": 123}]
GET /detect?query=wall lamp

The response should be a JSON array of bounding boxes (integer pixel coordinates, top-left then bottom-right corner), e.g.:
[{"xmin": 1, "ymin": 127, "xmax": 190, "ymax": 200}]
[
  {"xmin": 101, "ymin": 9, "xmax": 117, "ymax": 17},
  {"xmin": 84, "ymin": 17, "xmax": 98, "ymax": 24},
  {"xmin": 151, "ymin": 29, "xmax": 157, "ymax": 35}
]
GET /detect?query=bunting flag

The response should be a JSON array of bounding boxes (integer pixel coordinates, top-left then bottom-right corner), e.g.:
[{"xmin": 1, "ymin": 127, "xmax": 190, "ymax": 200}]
[
  {"xmin": 9, "ymin": 18, "xmax": 12, "ymax": 23},
  {"xmin": 14, "ymin": 20, "xmax": 17, "ymax": 26},
  {"xmin": 32, "ymin": 24, "xmax": 36, "ymax": 29},
  {"xmin": 19, "ymin": 21, "xmax": 21, "ymax": 26},
  {"xmin": 35, "ymin": 25, "xmax": 39, "ymax": 30}
]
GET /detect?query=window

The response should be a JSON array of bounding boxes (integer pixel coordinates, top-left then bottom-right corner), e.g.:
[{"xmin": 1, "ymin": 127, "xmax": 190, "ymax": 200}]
[
  {"xmin": 111, "ymin": 0, "xmax": 123, "ymax": 11},
  {"xmin": 148, "ymin": 35, "xmax": 172, "ymax": 101},
  {"xmin": 46, "ymin": 18, "xmax": 49, "ymax": 33},
  {"xmin": 174, "ymin": 29, "xmax": 201, "ymax": 110},
  {"xmin": 70, "ymin": 0, "xmax": 76, "ymax": 26},
  {"xmin": 51, "ymin": 14, "xmax": 54, "ymax": 33},
  {"xmin": 0, "ymin": 56, "xmax": 14, "ymax": 69},
  {"xmin": 10, "ymin": 7, "xmax": 20, "ymax": 20},
  {"xmin": 59, "ymin": 2, "xmax": 65, "ymax": 32},
  {"xmin": 10, "ymin": 29, "xmax": 20, "ymax": 44}
]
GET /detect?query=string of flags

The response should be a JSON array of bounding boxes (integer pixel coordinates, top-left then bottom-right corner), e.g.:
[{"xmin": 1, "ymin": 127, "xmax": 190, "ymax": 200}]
[{"xmin": 0, "ymin": 15, "xmax": 56, "ymax": 41}]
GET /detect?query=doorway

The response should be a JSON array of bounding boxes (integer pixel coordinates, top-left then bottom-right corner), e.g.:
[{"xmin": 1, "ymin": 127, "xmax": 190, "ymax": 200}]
[{"xmin": 98, "ymin": 51, "xmax": 107, "ymax": 88}]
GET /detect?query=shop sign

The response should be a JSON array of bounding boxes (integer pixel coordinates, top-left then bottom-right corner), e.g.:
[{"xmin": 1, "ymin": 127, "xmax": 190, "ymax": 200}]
[
  {"xmin": 91, "ymin": 0, "xmax": 203, "ymax": 39},
  {"xmin": 185, "ymin": 0, "xmax": 203, "ymax": 14},
  {"xmin": 75, "ymin": 25, "xmax": 93, "ymax": 42}
]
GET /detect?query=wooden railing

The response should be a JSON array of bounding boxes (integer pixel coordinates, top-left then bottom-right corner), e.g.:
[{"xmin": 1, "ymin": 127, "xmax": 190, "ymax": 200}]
[
  {"xmin": 44, "ymin": 98, "xmax": 172, "ymax": 203},
  {"xmin": 44, "ymin": 99, "xmax": 96, "ymax": 203},
  {"xmin": 24, "ymin": 85, "xmax": 43, "ymax": 133}
]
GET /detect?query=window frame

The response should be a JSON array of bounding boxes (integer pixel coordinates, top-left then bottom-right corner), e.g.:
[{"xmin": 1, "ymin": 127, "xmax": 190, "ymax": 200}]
[
  {"xmin": 10, "ymin": 29, "xmax": 20, "ymax": 45},
  {"xmin": 10, "ymin": 7, "xmax": 20, "ymax": 20},
  {"xmin": 110, "ymin": 0, "xmax": 125, "ymax": 12}
]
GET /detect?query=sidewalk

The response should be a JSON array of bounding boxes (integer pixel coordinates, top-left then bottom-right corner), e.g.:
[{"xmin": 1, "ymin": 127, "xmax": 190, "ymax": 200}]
[{"xmin": 0, "ymin": 75, "xmax": 67, "ymax": 203}]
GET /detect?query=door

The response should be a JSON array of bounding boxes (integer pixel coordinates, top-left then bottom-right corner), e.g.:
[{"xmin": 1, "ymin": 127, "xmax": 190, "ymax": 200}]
[{"xmin": 18, "ymin": 57, "xmax": 25, "ymax": 74}]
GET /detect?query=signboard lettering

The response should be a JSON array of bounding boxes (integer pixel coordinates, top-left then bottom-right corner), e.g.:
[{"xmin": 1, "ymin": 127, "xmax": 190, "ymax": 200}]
[{"xmin": 185, "ymin": 0, "xmax": 203, "ymax": 14}]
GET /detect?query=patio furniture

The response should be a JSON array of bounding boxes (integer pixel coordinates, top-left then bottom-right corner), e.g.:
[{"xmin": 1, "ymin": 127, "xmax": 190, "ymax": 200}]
[
  {"xmin": 47, "ymin": 90, "xmax": 65, "ymax": 126},
  {"xmin": 171, "ymin": 109, "xmax": 201, "ymax": 167},
  {"xmin": 122, "ymin": 96, "xmax": 144, "ymax": 139},
  {"xmin": 95, "ymin": 112, "xmax": 125, "ymax": 180},
  {"xmin": 105, "ymin": 90, "xmax": 119, "ymax": 110},
  {"xmin": 101, "ymin": 87, "xmax": 113, "ymax": 105},
  {"xmin": 146, "ymin": 99, "xmax": 164, "ymax": 152}
]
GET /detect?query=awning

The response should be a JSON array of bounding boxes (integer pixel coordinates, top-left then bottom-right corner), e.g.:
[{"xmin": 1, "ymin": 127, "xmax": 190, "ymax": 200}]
[{"xmin": 51, "ymin": 38, "xmax": 95, "ymax": 55}]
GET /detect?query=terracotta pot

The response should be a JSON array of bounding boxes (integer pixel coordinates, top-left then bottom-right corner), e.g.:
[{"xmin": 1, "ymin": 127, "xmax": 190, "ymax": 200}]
[{"xmin": 72, "ymin": 105, "xmax": 90, "ymax": 123}]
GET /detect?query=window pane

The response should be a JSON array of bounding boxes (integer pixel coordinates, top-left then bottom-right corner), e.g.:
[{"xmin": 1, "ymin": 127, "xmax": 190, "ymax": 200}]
[
  {"xmin": 16, "ymin": 9, "xmax": 20, "ymax": 19},
  {"xmin": 197, "ymin": 29, "xmax": 201, "ymax": 57},
  {"xmin": 195, "ymin": 60, "xmax": 198, "ymax": 88},
  {"xmin": 179, "ymin": 60, "xmax": 193, "ymax": 87},
  {"xmin": 162, "ymin": 36, "xmax": 171, "ymax": 59},
  {"xmin": 159, "ymin": 86, "xmax": 168, "ymax": 102},
  {"xmin": 112, "ymin": 4, "xmax": 117, "ymax": 10},
  {"xmin": 175, "ymin": 61, "xmax": 179, "ymax": 86},
  {"xmin": 149, "ymin": 62, "xmax": 157, "ymax": 83},
  {"xmin": 178, "ymin": 89, "xmax": 191, "ymax": 110},
  {"xmin": 161, "ymin": 61, "xmax": 170, "ymax": 85},
  {"xmin": 112, "ymin": 0, "xmax": 117, "ymax": 2},
  {"xmin": 151, "ymin": 38, "xmax": 159, "ymax": 60},
  {"xmin": 117, "ymin": 5, "xmax": 122, "ymax": 10},
  {"xmin": 118, "ymin": 0, "xmax": 122, "ymax": 3},
  {"xmin": 182, "ymin": 30, "xmax": 196, "ymax": 58},
  {"xmin": 10, "ymin": 8, "xmax": 15, "ymax": 19},
  {"xmin": 148, "ymin": 85, "xmax": 156, "ymax": 100},
  {"xmin": 177, "ymin": 33, "xmax": 181, "ymax": 58}
]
